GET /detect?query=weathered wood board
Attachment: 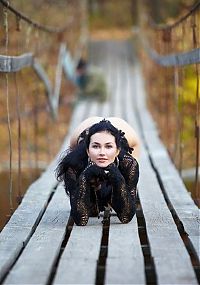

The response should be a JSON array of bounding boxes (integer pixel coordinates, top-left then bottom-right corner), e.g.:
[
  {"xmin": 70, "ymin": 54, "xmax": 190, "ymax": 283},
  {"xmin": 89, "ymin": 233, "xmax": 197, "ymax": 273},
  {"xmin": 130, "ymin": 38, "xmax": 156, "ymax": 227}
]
[
  {"xmin": 4, "ymin": 185, "xmax": 70, "ymax": 284},
  {"xmin": 105, "ymin": 216, "xmax": 145, "ymax": 284},
  {"xmin": 53, "ymin": 218, "xmax": 103, "ymax": 284},
  {"xmin": 134, "ymin": 65, "xmax": 200, "ymax": 261}
]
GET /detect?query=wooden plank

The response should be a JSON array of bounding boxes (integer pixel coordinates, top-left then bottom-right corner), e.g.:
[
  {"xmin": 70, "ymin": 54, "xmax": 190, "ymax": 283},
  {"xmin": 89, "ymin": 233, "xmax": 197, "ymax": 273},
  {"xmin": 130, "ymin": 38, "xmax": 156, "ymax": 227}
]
[
  {"xmin": 105, "ymin": 216, "xmax": 145, "ymax": 285},
  {"xmin": 121, "ymin": 61, "xmax": 198, "ymax": 283},
  {"xmin": 100, "ymin": 44, "xmax": 115, "ymax": 117},
  {"xmin": 138, "ymin": 146, "xmax": 198, "ymax": 284},
  {"xmin": 53, "ymin": 218, "xmax": 103, "ymax": 284},
  {"xmin": 0, "ymin": 227, "xmax": 30, "ymax": 282},
  {"xmin": 95, "ymin": 42, "xmax": 145, "ymax": 284},
  {"xmin": 101, "ymin": 99, "xmax": 111, "ymax": 117},
  {"xmin": 0, "ymin": 171, "xmax": 58, "ymax": 281},
  {"xmin": 87, "ymin": 40, "xmax": 112, "ymax": 118},
  {"xmin": 161, "ymin": 175, "xmax": 200, "ymax": 259},
  {"xmin": 86, "ymin": 100, "xmax": 102, "ymax": 117},
  {"xmin": 4, "ymin": 185, "xmax": 70, "ymax": 284},
  {"xmin": 154, "ymin": 255, "xmax": 198, "ymax": 284},
  {"xmin": 111, "ymin": 59, "xmax": 123, "ymax": 118},
  {"xmin": 68, "ymin": 100, "xmax": 89, "ymax": 134},
  {"xmin": 134, "ymin": 65, "xmax": 200, "ymax": 260}
]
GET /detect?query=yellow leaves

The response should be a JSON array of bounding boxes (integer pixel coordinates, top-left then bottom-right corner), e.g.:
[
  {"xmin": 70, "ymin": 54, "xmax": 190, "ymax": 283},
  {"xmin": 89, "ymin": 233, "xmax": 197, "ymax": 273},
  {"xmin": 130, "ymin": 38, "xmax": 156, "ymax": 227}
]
[
  {"xmin": 182, "ymin": 76, "xmax": 198, "ymax": 104},
  {"xmin": 178, "ymin": 66, "xmax": 199, "ymax": 105}
]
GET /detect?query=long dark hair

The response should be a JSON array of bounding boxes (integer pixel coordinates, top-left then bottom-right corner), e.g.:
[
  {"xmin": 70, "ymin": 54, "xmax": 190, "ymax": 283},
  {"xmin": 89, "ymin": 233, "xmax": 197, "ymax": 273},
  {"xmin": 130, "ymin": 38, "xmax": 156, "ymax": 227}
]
[{"xmin": 55, "ymin": 119, "xmax": 132, "ymax": 182}]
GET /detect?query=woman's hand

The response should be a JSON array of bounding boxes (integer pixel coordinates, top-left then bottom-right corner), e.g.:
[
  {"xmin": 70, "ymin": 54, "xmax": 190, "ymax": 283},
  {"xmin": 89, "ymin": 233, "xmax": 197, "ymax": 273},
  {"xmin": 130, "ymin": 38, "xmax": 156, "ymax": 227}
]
[
  {"xmin": 83, "ymin": 162, "xmax": 106, "ymax": 180},
  {"xmin": 104, "ymin": 162, "xmax": 125, "ymax": 184}
]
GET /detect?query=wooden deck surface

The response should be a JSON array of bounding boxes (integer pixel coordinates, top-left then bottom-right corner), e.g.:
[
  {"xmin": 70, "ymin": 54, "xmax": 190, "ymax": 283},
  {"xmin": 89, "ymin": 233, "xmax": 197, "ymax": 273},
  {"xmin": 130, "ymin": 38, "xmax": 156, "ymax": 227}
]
[{"xmin": 0, "ymin": 40, "xmax": 199, "ymax": 285}]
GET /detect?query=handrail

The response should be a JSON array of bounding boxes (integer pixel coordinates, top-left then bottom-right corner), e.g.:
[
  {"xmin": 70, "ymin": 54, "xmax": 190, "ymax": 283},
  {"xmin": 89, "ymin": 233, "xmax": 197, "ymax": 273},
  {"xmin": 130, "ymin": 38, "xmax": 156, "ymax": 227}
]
[
  {"xmin": 140, "ymin": 36, "xmax": 200, "ymax": 66},
  {"xmin": 0, "ymin": 53, "xmax": 33, "ymax": 72},
  {"xmin": 0, "ymin": 44, "xmax": 71, "ymax": 120}
]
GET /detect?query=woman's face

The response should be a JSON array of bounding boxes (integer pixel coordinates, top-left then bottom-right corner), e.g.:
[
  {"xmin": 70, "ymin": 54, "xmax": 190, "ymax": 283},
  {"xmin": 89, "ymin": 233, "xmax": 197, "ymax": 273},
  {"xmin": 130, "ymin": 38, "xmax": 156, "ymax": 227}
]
[{"xmin": 87, "ymin": 131, "xmax": 119, "ymax": 167}]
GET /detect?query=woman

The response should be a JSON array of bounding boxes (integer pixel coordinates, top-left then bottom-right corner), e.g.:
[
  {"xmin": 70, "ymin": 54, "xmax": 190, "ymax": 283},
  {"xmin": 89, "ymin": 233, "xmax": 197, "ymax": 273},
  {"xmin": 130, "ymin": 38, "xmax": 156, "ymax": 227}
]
[
  {"xmin": 56, "ymin": 119, "xmax": 139, "ymax": 226},
  {"xmin": 76, "ymin": 59, "xmax": 108, "ymax": 102}
]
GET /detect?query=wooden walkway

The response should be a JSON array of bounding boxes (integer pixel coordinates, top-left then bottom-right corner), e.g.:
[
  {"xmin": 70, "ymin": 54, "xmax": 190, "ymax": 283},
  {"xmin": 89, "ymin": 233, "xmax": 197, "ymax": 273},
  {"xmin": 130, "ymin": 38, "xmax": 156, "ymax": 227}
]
[{"xmin": 0, "ymin": 40, "xmax": 199, "ymax": 285}]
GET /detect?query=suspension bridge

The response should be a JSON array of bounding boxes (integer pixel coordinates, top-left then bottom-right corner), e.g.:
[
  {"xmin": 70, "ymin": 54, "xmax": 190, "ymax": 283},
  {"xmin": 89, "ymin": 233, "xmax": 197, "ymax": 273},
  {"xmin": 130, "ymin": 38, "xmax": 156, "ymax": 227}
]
[{"xmin": 0, "ymin": 1, "xmax": 199, "ymax": 284}]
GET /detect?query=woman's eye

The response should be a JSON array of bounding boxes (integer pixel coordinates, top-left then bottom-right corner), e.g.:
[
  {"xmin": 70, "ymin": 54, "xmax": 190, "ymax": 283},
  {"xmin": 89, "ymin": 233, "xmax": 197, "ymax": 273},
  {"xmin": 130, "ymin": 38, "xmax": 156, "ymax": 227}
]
[
  {"xmin": 92, "ymin": 145, "xmax": 99, "ymax": 149},
  {"xmin": 106, "ymin": 145, "xmax": 113, "ymax": 149}
]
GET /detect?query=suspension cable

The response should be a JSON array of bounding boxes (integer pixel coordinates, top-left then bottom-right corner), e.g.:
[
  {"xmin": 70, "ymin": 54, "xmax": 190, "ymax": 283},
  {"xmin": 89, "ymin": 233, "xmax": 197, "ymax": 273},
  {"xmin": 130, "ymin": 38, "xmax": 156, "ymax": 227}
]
[
  {"xmin": 149, "ymin": 1, "xmax": 200, "ymax": 30},
  {"xmin": 14, "ymin": 72, "xmax": 23, "ymax": 204},
  {"xmin": 4, "ymin": 4, "xmax": 14, "ymax": 213},
  {"xmin": 0, "ymin": 0, "xmax": 73, "ymax": 34},
  {"xmin": 192, "ymin": 15, "xmax": 200, "ymax": 201}
]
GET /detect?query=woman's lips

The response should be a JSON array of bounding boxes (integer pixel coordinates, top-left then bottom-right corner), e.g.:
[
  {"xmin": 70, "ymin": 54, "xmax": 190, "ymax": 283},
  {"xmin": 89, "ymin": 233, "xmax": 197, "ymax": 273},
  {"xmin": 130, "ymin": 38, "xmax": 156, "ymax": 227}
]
[{"xmin": 97, "ymin": 158, "xmax": 108, "ymax": 163}]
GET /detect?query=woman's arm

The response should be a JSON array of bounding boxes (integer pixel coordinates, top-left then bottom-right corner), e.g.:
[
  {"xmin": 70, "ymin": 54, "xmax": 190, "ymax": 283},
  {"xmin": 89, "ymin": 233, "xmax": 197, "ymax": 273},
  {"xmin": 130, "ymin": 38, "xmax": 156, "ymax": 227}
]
[
  {"xmin": 62, "ymin": 167, "xmax": 90, "ymax": 226},
  {"xmin": 106, "ymin": 155, "xmax": 139, "ymax": 223},
  {"xmin": 64, "ymin": 163, "xmax": 105, "ymax": 226}
]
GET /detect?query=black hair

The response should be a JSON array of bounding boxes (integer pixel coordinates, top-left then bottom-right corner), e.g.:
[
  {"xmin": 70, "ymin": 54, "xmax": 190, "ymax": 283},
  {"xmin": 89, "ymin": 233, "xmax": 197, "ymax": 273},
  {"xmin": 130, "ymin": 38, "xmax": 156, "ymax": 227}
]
[
  {"xmin": 79, "ymin": 119, "xmax": 132, "ymax": 154},
  {"xmin": 76, "ymin": 58, "xmax": 87, "ymax": 70},
  {"xmin": 55, "ymin": 119, "xmax": 132, "ymax": 182},
  {"xmin": 83, "ymin": 119, "xmax": 127, "ymax": 149}
]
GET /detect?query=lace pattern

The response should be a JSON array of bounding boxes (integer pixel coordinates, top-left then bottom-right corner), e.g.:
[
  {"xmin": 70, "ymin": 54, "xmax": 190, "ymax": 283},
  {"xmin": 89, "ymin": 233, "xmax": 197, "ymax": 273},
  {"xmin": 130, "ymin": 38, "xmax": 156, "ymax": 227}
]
[{"xmin": 64, "ymin": 154, "xmax": 139, "ymax": 225}]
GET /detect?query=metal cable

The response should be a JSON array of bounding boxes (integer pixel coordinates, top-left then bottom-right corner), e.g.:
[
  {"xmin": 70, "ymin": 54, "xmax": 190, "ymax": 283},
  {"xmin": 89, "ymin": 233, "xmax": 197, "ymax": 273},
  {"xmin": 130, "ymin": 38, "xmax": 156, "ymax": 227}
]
[
  {"xmin": 149, "ymin": 1, "xmax": 200, "ymax": 30},
  {"xmin": 4, "ymin": 4, "xmax": 14, "ymax": 213},
  {"xmin": 0, "ymin": 0, "xmax": 72, "ymax": 34},
  {"xmin": 192, "ymin": 16, "xmax": 200, "ymax": 201},
  {"xmin": 14, "ymin": 72, "xmax": 22, "ymax": 204},
  {"xmin": 194, "ymin": 64, "xmax": 199, "ymax": 200}
]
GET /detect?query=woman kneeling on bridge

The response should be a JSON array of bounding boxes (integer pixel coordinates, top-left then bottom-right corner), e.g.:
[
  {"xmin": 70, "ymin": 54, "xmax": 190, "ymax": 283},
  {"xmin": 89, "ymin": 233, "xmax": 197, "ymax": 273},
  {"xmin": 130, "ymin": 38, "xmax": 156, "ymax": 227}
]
[{"xmin": 56, "ymin": 117, "xmax": 140, "ymax": 226}]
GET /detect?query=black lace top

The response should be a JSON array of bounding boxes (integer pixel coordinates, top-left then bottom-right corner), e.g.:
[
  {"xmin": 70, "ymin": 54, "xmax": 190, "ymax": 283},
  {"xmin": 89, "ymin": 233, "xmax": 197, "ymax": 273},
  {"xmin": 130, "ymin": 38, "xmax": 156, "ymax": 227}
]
[{"xmin": 63, "ymin": 153, "xmax": 139, "ymax": 226}]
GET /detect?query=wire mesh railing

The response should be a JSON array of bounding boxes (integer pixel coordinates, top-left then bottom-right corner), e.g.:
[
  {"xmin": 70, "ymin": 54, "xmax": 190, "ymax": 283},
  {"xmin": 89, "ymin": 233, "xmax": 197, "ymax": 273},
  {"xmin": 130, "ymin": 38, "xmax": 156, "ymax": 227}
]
[{"xmin": 138, "ymin": 1, "xmax": 200, "ymax": 205}]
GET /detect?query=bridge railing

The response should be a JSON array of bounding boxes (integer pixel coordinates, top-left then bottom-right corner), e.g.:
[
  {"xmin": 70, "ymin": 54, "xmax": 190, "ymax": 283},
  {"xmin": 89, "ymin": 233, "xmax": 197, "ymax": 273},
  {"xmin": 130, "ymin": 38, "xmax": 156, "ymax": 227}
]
[
  {"xmin": 138, "ymin": 1, "xmax": 200, "ymax": 205},
  {"xmin": 0, "ymin": 0, "xmax": 88, "ymax": 229}
]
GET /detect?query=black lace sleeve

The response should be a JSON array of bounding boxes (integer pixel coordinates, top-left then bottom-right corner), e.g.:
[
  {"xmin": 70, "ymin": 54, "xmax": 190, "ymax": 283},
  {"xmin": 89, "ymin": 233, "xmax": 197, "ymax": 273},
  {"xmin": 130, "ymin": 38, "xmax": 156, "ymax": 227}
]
[
  {"xmin": 63, "ymin": 167, "xmax": 90, "ymax": 226},
  {"xmin": 63, "ymin": 155, "xmax": 139, "ymax": 225},
  {"xmin": 118, "ymin": 153, "xmax": 139, "ymax": 200},
  {"xmin": 64, "ymin": 164, "xmax": 106, "ymax": 226},
  {"xmin": 106, "ymin": 154, "xmax": 139, "ymax": 223}
]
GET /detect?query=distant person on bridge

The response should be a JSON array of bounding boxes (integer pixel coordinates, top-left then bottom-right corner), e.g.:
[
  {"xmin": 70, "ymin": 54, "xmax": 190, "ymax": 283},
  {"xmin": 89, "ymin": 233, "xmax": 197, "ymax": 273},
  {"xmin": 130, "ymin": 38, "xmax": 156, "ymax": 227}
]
[
  {"xmin": 56, "ymin": 117, "xmax": 140, "ymax": 226},
  {"xmin": 75, "ymin": 58, "xmax": 108, "ymax": 102}
]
